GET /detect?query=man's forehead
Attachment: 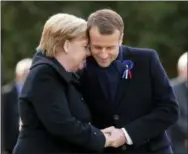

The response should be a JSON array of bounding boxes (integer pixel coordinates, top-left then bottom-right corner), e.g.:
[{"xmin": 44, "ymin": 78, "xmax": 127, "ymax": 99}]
[
  {"xmin": 89, "ymin": 26, "xmax": 120, "ymax": 37},
  {"xmin": 89, "ymin": 27, "xmax": 121, "ymax": 45}
]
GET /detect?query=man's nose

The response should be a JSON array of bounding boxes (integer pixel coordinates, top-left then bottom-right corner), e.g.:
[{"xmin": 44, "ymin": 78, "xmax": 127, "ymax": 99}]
[{"xmin": 100, "ymin": 48, "xmax": 108, "ymax": 59}]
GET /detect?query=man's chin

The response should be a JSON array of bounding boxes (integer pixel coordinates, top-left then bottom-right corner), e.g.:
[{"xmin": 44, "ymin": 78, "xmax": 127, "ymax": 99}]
[{"xmin": 97, "ymin": 62, "xmax": 111, "ymax": 68}]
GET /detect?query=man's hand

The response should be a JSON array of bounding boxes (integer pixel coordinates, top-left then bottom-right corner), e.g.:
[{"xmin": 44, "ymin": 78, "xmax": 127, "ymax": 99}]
[{"xmin": 101, "ymin": 126, "xmax": 127, "ymax": 148}]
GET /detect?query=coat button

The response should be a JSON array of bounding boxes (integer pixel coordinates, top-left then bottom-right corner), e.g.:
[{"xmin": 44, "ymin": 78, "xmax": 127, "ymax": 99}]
[
  {"xmin": 113, "ymin": 114, "xmax": 119, "ymax": 120},
  {"xmin": 121, "ymin": 145, "xmax": 126, "ymax": 150}
]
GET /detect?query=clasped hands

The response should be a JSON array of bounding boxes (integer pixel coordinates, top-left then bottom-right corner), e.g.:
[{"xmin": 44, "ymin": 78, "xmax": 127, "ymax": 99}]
[{"xmin": 101, "ymin": 126, "xmax": 127, "ymax": 148}]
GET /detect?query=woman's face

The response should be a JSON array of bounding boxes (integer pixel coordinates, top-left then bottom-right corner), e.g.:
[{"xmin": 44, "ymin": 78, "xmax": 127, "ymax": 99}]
[{"xmin": 66, "ymin": 37, "xmax": 90, "ymax": 71}]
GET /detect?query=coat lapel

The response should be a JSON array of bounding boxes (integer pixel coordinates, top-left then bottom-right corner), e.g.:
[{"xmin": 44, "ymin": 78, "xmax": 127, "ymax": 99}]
[
  {"xmin": 114, "ymin": 46, "xmax": 134, "ymax": 106},
  {"xmin": 87, "ymin": 59, "xmax": 110, "ymax": 102}
]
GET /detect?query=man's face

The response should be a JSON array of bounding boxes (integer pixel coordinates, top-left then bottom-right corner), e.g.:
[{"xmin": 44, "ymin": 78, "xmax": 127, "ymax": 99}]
[{"xmin": 89, "ymin": 26, "xmax": 122, "ymax": 68}]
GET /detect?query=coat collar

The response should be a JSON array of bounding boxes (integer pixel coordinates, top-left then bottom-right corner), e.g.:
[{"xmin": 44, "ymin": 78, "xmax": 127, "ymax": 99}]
[{"xmin": 31, "ymin": 50, "xmax": 72, "ymax": 83}]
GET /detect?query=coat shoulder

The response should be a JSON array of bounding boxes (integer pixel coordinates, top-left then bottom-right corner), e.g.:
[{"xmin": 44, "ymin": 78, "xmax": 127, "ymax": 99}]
[
  {"xmin": 25, "ymin": 64, "xmax": 58, "ymax": 91},
  {"xmin": 30, "ymin": 63, "xmax": 56, "ymax": 79},
  {"xmin": 122, "ymin": 45, "xmax": 158, "ymax": 58}
]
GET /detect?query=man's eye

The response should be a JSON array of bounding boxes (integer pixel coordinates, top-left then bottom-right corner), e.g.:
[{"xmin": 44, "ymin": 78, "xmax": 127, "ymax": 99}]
[
  {"xmin": 95, "ymin": 46, "xmax": 102, "ymax": 50},
  {"xmin": 107, "ymin": 46, "xmax": 115, "ymax": 50}
]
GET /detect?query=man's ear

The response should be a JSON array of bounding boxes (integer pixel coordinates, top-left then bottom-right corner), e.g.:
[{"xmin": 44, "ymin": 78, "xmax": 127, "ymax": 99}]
[
  {"xmin": 119, "ymin": 33, "xmax": 124, "ymax": 45},
  {"xmin": 63, "ymin": 40, "xmax": 70, "ymax": 53}
]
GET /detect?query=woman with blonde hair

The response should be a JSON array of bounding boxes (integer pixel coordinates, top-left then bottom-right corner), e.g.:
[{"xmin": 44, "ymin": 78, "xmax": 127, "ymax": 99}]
[{"xmin": 13, "ymin": 13, "xmax": 111, "ymax": 154}]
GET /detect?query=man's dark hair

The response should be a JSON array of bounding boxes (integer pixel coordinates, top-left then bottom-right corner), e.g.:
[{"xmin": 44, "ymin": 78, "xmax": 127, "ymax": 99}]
[{"xmin": 87, "ymin": 9, "xmax": 124, "ymax": 35}]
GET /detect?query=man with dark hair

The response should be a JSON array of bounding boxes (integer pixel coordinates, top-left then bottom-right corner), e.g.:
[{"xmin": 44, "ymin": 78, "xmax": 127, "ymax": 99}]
[{"xmin": 81, "ymin": 9, "xmax": 179, "ymax": 153}]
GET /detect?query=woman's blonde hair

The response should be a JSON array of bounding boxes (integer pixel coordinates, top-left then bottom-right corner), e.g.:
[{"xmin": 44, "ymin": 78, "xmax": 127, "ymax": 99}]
[{"xmin": 37, "ymin": 13, "xmax": 87, "ymax": 57}]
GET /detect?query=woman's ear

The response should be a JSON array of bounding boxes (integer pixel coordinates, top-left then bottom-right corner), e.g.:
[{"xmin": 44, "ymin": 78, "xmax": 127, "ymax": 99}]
[{"xmin": 63, "ymin": 40, "xmax": 70, "ymax": 54}]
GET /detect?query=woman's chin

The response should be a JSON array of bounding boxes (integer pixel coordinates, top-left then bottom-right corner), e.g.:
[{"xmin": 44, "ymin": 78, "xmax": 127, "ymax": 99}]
[
  {"xmin": 73, "ymin": 63, "xmax": 84, "ymax": 72},
  {"xmin": 77, "ymin": 63, "xmax": 84, "ymax": 70}
]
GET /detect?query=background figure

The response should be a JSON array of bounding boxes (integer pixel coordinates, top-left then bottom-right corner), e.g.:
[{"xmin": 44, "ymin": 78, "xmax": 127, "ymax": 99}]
[
  {"xmin": 171, "ymin": 52, "xmax": 187, "ymax": 85},
  {"xmin": 2, "ymin": 58, "xmax": 32, "ymax": 154},
  {"xmin": 169, "ymin": 52, "xmax": 188, "ymax": 154}
]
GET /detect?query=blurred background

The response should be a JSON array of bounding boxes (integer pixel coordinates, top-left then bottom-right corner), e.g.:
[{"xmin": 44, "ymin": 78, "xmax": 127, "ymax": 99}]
[
  {"xmin": 1, "ymin": 1, "xmax": 188, "ymax": 154},
  {"xmin": 1, "ymin": 1, "xmax": 188, "ymax": 84}
]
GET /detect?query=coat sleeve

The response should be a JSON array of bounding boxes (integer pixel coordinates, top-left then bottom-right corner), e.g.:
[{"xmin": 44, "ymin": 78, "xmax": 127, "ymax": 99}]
[
  {"xmin": 28, "ymin": 65, "xmax": 106, "ymax": 152},
  {"xmin": 123, "ymin": 50, "xmax": 179, "ymax": 145}
]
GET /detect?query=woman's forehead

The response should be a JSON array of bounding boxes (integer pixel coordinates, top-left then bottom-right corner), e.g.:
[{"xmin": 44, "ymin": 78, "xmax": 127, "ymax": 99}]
[{"xmin": 73, "ymin": 37, "xmax": 88, "ymax": 44}]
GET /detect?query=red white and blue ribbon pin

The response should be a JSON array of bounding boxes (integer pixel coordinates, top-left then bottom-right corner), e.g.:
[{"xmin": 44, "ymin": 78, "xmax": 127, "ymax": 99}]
[{"xmin": 122, "ymin": 60, "xmax": 134, "ymax": 79}]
